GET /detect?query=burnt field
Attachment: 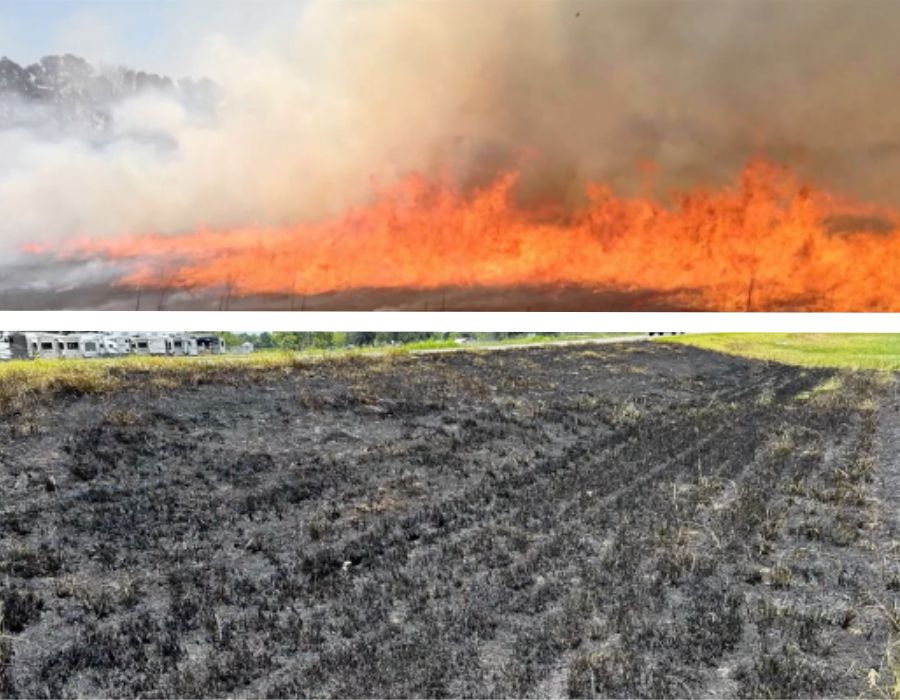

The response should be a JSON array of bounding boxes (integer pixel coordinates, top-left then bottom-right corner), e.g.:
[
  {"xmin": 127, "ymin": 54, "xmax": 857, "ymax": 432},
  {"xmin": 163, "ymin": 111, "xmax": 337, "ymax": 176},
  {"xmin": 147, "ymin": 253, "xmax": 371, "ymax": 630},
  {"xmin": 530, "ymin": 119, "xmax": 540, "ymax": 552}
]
[{"xmin": 1, "ymin": 343, "xmax": 899, "ymax": 698}]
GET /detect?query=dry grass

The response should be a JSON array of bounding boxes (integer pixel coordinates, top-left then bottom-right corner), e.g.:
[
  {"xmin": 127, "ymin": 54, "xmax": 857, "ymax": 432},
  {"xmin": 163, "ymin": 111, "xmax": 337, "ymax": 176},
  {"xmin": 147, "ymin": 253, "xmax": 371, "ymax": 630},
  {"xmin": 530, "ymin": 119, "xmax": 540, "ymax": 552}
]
[{"xmin": 0, "ymin": 351, "xmax": 320, "ymax": 409}]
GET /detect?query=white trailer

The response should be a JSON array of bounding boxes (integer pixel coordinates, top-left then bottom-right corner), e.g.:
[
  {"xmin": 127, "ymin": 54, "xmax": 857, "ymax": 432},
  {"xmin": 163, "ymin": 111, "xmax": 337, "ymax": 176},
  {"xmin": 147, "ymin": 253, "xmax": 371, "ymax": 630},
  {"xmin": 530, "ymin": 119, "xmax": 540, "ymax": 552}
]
[
  {"xmin": 108, "ymin": 335, "xmax": 132, "ymax": 355},
  {"xmin": 97, "ymin": 336, "xmax": 120, "ymax": 356},
  {"xmin": 31, "ymin": 333, "xmax": 61, "ymax": 359},
  {"xmin": 129, "ymin": 334, "xmax": 168, "ymax": 356},
  {"xmin": 56, "ymin": 335, "xmax": 82, "ymax": 359},
  {"xmin": 78, "ymin": 335, "xmax": 102, "ymax": 358},
  {"xmin": 195, "ymin": 335, "xmax": 227, "ymax": 355},
  {"xmin": 0, "ymin": 333, "xmax": 30, "ymax": 360},
  {"xmin": 166, "ymin": 334, "xmax": 195, "ymax": 356},
  {"xmin": 0, "ymin": 332, "xmax": 225, "ymax": 361},
  {"xmin": 147, "ymin": 335, "xmax": 168, "ymax": 356}
]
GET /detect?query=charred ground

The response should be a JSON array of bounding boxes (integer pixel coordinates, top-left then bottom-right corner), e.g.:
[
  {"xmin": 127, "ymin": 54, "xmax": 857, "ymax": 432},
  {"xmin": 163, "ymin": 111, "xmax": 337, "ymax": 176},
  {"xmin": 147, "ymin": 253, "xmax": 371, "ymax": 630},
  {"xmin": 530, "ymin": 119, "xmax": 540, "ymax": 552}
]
[{"xmin": 0, "ymin": 343, "xmax": 898, "ymax": 698}]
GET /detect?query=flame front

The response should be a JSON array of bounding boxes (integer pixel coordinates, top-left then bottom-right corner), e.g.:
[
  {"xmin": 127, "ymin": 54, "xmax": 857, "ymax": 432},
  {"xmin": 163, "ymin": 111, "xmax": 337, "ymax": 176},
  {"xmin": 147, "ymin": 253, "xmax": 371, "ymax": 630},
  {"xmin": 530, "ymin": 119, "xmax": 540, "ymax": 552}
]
[{"xmin": 27, "ymin": 159, "xmax": 900, "ymax": 310}]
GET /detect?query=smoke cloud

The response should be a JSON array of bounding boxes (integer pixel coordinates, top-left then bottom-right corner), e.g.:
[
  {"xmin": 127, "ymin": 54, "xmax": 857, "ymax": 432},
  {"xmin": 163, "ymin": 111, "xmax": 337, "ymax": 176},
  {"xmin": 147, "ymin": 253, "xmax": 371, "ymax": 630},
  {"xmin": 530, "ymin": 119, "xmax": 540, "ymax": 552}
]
[{"xmin": 3, "ymin": 0, "xmax": 900, "ymax": 258}]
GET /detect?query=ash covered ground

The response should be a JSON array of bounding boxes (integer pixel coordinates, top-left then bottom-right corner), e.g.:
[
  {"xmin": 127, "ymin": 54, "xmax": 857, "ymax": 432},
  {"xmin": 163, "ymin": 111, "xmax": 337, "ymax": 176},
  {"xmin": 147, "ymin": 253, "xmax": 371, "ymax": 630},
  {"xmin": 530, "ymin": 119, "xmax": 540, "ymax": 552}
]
[{"xmin": 0, "ymin": 343, "xmax": 898, "ymax": 697}]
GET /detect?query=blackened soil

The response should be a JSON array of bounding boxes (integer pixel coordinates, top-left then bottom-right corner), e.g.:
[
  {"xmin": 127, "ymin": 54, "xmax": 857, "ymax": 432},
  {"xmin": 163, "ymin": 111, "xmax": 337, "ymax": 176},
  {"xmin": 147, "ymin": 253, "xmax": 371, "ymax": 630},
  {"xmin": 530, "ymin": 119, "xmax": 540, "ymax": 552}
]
[{"xmin": 0, "ymin": 343, "xmax": 897, "ymax": 698}]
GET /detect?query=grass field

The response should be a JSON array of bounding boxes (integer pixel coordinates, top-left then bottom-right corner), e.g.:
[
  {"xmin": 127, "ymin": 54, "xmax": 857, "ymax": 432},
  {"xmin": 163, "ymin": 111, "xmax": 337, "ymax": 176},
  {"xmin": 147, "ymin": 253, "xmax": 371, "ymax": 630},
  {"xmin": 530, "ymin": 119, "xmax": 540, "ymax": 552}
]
[{"xmin": 660, "ymin": 333, "xmax": 900, "ymax": 371}]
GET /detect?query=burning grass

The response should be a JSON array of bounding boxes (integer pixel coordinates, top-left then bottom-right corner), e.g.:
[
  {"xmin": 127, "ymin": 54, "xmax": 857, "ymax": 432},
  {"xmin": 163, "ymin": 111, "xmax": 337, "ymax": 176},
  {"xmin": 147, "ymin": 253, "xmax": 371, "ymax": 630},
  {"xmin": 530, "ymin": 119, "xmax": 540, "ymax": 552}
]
[{"xmin": 27, "ymin": 160, "xmax": 900, "ymax": 312}]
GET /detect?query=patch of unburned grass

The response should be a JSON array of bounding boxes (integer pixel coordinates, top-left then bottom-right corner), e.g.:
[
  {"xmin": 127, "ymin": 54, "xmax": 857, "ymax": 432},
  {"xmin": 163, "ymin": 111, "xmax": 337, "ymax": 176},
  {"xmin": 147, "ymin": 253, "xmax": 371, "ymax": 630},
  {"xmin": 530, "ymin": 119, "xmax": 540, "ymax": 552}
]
[
  {"xmin": 795, "ymin": 372, "xmax": 890, "ymax": 412},
  {"xmin": 0, "ymin": 351, "xmax": 312, "ymax": 409},
  {"xmin": 659, "ymin": 334, "xmax": 900, "ymax": 372},
  {"xmin": 796, "ymin": 376, "xmax": 843, "ymax": 402}
]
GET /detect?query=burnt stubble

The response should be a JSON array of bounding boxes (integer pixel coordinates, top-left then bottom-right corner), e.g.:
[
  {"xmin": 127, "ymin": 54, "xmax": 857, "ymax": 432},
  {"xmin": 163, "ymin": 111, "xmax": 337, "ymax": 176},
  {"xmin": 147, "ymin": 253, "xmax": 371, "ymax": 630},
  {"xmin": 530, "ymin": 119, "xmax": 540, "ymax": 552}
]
[{"xmin": 0, "ymin": 344, "xmax": 897, "ymax": 697}]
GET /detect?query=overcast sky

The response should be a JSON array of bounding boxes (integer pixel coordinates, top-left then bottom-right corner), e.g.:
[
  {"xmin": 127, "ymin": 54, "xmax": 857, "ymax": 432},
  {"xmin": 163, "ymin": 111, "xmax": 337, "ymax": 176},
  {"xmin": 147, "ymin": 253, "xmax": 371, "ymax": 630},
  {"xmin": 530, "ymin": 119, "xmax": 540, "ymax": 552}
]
[{"xmin": 0, "ymin": 0, "xmax": 306, "ymax": 75}]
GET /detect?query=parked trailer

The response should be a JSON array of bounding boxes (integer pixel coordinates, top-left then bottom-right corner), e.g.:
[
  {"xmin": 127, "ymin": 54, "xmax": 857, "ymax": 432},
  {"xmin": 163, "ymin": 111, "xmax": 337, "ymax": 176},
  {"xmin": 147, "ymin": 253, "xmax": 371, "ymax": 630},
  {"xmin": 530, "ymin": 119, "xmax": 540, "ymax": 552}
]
[
  {"xmin": 129, "ymin": 335, "xmax": 168, "ymax": 356},
  {"xmin": 0, "ymin": 333, "xmax": 28, "ymax": 360},
  {"xmin": 107, "ymin": 334, "xmax": 133, "ymax": 355},
  {"xmin": 195, "ymin": 335, "xmax": 227, "ymax": 355},
  {"xmin": 16, "ymin": 333, "xmax": 39, "ymax": 359},
  {"xmin": 0, "ymin": 333, "xmax": 229, "ymax": 361},
  {"xmin": 100, "ymin": 336, "xmax": 124, "ymax": 355},
  {"xmin": 32, "ymin": 333, "xmax": 61, "ymax": 359},
  {"xmin": 57, "ymin": 335, "xmax": 82, "ymax": 359},
  {"xmin": 79, "ymin": 335, "xmax": 103, "ymax": 358},
  {"xmin": 166, "ymin": 334, "xmax": 197, "ymax": 356}
]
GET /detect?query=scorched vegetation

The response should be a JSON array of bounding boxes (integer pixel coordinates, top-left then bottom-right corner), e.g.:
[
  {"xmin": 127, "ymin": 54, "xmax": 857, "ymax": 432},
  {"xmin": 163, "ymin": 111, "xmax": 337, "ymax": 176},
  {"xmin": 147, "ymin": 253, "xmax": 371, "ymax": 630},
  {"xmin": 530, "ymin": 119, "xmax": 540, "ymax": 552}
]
[{"xmin": 0, "ymin": 342, "xmax": 898, "ymax": 698}]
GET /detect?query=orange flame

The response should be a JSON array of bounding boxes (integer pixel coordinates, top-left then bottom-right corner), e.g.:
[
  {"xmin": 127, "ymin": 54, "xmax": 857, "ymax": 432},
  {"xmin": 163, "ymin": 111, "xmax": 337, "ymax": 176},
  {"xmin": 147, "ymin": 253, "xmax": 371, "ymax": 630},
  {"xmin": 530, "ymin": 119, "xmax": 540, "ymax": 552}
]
[{"xmin": 26, "ymin": 158, "xmax": 900, "ymax": 310}]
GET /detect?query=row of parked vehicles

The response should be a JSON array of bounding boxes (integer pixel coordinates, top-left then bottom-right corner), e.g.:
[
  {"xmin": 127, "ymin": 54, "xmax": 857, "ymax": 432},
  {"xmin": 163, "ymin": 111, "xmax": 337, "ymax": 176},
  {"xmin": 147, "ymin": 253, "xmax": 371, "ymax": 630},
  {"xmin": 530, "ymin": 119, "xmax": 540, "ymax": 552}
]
[{"xmin": 0, "ymin": 332, "xmax": 229, "ymax": 361}]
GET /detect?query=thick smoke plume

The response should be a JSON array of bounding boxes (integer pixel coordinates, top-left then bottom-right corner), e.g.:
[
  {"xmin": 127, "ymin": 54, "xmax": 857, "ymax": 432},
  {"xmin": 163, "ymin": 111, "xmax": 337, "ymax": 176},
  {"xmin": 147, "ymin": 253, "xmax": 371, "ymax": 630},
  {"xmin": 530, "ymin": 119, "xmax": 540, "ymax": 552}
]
[{"xmin": 3, "ymin": 0, "xmax": 900, "ymax": 258}]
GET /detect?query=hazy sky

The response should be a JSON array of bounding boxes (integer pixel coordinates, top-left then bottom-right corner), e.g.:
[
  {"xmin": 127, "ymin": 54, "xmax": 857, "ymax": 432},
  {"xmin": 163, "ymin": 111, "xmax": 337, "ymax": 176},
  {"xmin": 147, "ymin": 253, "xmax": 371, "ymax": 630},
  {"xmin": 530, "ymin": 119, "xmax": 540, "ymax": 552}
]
[{"xmin": 0, "ymin": 0, "xmax": 306, "ymax": 74}]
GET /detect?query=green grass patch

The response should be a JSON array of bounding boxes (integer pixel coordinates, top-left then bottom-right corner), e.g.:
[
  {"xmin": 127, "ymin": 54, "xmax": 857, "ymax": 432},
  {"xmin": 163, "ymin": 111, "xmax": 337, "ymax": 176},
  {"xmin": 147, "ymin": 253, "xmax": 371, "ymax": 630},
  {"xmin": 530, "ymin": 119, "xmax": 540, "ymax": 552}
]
[{"xmin": 659, "ymin": 334, "xmax": 900, "ymax": 371}]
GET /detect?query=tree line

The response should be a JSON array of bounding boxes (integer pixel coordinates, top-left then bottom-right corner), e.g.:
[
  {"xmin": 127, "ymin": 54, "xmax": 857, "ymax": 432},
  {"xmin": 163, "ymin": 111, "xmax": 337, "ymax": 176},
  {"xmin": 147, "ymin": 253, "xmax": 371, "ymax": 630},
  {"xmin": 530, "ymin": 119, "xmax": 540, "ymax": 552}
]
[{"xmin": 214, "ymin": 332, "xmax": 547, "ymax": 350}]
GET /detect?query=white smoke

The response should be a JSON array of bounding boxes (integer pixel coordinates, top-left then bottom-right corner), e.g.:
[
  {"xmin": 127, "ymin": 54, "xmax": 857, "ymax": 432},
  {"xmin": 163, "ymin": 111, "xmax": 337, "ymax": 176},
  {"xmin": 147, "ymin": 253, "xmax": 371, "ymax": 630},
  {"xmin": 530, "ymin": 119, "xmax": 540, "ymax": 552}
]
[{"xmin": 2, "ymin": 0, "xmax": 900, "ymax": 259}]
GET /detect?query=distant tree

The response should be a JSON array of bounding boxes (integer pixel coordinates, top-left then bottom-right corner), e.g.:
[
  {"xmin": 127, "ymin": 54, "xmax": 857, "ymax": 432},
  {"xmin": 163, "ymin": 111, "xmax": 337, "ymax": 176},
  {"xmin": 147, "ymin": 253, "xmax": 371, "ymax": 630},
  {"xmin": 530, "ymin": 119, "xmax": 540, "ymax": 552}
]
[
  {"xmin": 308, "ymin": 332, "xmax": 336, "ymax": 349},
  {"xmin": 347, "ymin": 332, "xmax": 376, "ymax": 346},
  {"xmin": 220, "ymin": 332, "xmax": 243, "ymax": 348},
  {"xmin": 331, "ymin": 332, "xmax": 349, "ymax": 347},
  {"xmin": 271, "ymin": 332, "xmax": 302, "ymax": 350},
  {"xmin": 0, "ymin": 54, "xmax": 219, "ymax": 133},
  {"xmin": 257, "ymin": 332, "xmax": 274, "ymax": 348}
]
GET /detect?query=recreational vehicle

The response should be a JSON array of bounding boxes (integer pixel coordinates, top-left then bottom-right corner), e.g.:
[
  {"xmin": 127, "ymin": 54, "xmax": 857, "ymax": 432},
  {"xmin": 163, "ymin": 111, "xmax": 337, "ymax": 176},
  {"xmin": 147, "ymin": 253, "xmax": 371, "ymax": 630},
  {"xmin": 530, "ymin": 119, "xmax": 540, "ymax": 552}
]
[
  {"xmin": 7, "ymin": 333, "xmax": 30, "ymax": 360},
  {"xmin": 0, "ymin": 333, "xmax": 30, "ymax": 360},
  {"xmin": 195, "ymin": 335, "xmax": 227, "ymax": 354},
  {"xmin": 130, "ymin": 334, "xmax": 168, "ymax": 356},
  {"xmin": 78, "ymin": 335, "xmax": 102, "ymax": 358},
  {"xmin": 110, "ymin": 335, "xmax": 133, "ymax": 355},
  {"xmin": 0, "ymin": 332, "xmax": 229, "ymax": 361},
  {"xmin": 32, "ymin": 333, "xmax": 61, "ymax": 359},
  {"xmin": 165, "ymin": 334, "xmax": 197, "ymax": 356},
  {"xmin": 57, "ymin": 335, "xmax": 82, "ymax": 359}
]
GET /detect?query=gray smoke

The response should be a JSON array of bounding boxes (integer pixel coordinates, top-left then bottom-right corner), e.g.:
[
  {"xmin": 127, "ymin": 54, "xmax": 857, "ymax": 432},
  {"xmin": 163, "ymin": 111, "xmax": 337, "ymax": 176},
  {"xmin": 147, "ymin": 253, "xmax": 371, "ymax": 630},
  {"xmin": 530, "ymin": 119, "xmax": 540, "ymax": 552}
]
[{"xmin": 2, "ymin": 0, "xmax": 899, "ymax": 258}]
